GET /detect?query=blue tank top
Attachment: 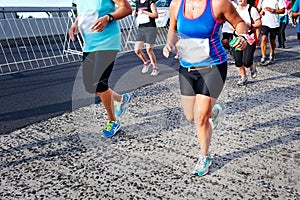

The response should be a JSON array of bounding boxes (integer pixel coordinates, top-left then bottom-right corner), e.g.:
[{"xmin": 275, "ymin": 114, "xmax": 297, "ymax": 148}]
[{"xmin": 177, "ymin": 0, "xmax": 227, "ymax": 67}]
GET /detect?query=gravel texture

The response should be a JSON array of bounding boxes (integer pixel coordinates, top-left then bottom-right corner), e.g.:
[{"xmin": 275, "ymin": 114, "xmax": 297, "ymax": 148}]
[{"xmin": 1, "ymin": 33, "xmax": 300, "ymax": 199}]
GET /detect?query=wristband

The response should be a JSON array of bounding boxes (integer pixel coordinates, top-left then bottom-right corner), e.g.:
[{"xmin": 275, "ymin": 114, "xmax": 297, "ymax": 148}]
[{"xmin": 238, "ymin": 34, "xmax": 248, "ymax": 42}]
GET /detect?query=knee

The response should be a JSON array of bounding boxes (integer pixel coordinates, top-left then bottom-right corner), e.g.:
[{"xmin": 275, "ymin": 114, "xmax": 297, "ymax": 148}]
[
  {"xmin": 195, "ymin": 114, "xmax": 210, "ymax": 127},
  {"xmin": 135, "ymin": 49, "xmax": 142, "ymax": 55},
  {"xmin": 146, "ymin": 48, "xmax": 153, "ymax": 55},
  {"xmin": 186, "ymin": 116, "xmax": 194, "ymax": 122}
]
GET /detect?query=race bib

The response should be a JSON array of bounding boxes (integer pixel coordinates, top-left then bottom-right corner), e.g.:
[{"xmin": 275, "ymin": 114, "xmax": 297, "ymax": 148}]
[
  {"xmin": 78, "ymin": 12, "xmax": 98, "ymax": 34},
  {"xmin": 176, "ymin": 38, "xmax": 210, "ymax": 63},
  {"xmin": 136, "ymin": 13, "xmax": 150, "ymax": 25}
]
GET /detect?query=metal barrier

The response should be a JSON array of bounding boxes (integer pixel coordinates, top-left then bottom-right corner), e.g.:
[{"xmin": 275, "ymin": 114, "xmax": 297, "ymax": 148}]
[{"xmin": 0, "ymin": 7, "xmax": 168, "ymax": 76}]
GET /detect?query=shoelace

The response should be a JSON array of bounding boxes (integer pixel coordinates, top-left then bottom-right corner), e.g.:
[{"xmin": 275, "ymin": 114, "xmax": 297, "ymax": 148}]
[
  {"xmin": 104, "ymin": 121, "xmax": 113, "ymax": 131},
  {"xmin": 197, "ymin": 156, "xmax": 206, "ymax": 167}
]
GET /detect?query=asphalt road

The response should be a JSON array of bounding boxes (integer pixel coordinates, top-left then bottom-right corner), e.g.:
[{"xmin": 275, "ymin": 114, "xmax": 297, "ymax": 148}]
[
  {"xmin": 0, "ymin": 24, "xmax": 298, "ymax": 135},
  {"xmin": 0, "ymin": 49, "xmax": 179, "ymax": 134}
]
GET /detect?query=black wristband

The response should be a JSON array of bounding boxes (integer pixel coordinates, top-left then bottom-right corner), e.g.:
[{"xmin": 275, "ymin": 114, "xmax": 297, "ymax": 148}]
[{"xmin": 107, "ymin": 14, "xmax": 114, "ymax": 23}]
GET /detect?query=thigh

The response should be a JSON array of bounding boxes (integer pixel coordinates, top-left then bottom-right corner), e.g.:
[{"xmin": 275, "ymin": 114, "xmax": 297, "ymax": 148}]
[
  {"xmin": 233, "ymin": 49, "xmax": 243, "ymax": 67},
  {"xmin": 260, "ymin": 25, "xmax": 269, "ymax": 36},
  {"xmin": 145, "ymin": 27, "xmax": 157, "ymax": 45},
  {"xmin": 196, "ymin": 63, "xmax": 227, "ymax": 99},
  {"xmin": 82, "ymin": 52, "xmax": 96, "ymax": 84},
  {"xmin": 270, "ymin": 27, "xmax": 279, "ymax": 40},
  {"xmin": 181, "ymin": 95, "xmax": 196, "ymax": 121},
  {"xmin": 94, "ymin": 50, "xmax": 117, "ymax": 82},
  {"xmin": 136, "ymin": 29, "xmax": 146, "ymax": 42},
  {"xmin": 135, "ymin": 41, "xmax": 145, "ymax": 50},
  {"xmin": 242, "ymin": 44, "xmax": 256, "ymax": 67},
  {"xmin": 179, "ymin": 66, "xmax": 196, "ymax": 96}
]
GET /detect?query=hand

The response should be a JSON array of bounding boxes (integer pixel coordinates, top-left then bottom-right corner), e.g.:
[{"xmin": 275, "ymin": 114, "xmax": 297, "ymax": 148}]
[
  {"xmin": 91, "ymin": 16, "xmax": 109, "ymax": 32},
  {"xmin": 69, "ymin": 23, "xmax": 78, "ymax": 41},
  {"xmin": 163, "ymin": 43, "xmax": 175, "ymax": 58},
  {"xmin": 138, "ymin": 9, "xmax": 144, "ymax": 15},
  {"xmin": 233, "ymin": 36, "xmax": 247, "ymax": 51},
  {"xmin": 264, "ymin": 7, "xmax": 275, "ymax": 13}
]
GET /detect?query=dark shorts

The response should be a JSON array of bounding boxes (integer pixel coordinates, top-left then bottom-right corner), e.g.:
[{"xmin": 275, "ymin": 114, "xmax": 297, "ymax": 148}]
[
  {"xmin": 82, "ymin": 50, "xmax": 118, "ymax": 94},
  {"xmin": 298, "ymin": 32, "xmax": 300, "ymax": 40},
  {"xmin": 179, "ymin": 62, "xmax": 227, "ymax": 99},
  {"xmin": 260, "ymin": 25, "xmax": 279, "ymax": 40},
  {"xmin": 136, "ymin": 27, "xmax": 157, "ymax": 44}
]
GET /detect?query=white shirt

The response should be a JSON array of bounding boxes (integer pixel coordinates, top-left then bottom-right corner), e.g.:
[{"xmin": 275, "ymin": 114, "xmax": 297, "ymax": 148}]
[
  {"xmin": 237, "ymin": 5, "xmax": 261, "ymax": 37},
  {"xmin": 257, "ymin": 0, "xmax": 286, "ymax": 28},
  {"xmin": 222, "ymin": 1, "xmax": 237, "ymax": 33}
]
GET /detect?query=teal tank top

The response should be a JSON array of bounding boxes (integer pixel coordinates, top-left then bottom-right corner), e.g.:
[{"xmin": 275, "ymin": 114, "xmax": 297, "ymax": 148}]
[{"xmin": 76, "ymin": 0, "xmax": 121, "ymax": 52}]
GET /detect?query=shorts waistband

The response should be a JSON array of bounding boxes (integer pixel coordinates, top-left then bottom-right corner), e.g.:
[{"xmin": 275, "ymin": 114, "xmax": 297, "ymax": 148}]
[{"xmin": 187, "ymin": 65, "xmax": 215, "ymax": 72}]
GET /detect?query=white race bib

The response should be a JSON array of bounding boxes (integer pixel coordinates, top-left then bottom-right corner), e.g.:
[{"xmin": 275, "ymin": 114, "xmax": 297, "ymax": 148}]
[
  {"xmin": 176, "ymin": 38, "xmax": 210, "ymax": 63},
  {"xmin": 136, "ymin": 13, "xmax": 150, "ymax": 25},
  {"xmin": 78, "ymin": 12, "xmax": 98, "ymax": 34}
]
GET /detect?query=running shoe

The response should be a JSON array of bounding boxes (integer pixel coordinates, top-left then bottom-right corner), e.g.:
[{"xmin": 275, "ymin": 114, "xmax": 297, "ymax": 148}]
[
  {"xmin": 115, "ymin": 93, "xmax": 132, "ymax": 117},
  {"xmin": 209, "ymin": 104, "xmax": 222, "ymax": 130},
  {"xmin": 142, "ymin": 61, "xmax": 151, "ymax": 73},
  {"xmin": 102, "ymin": 120, "xmax": 121, "ymax": 138},
  {"xmin": 150, "ymin": 68, "xmax": 159, "ymax": 76},
  {"xmin": 250, "ymin": 64, "xmax": 257, "ymax": 78},
  {"xmin": 267, "ymin": 56, "xmax": 274, "ymax": 65},
  {"xmin": 193, "ymin": 155, "xmax": 212, "ymax": 177},
  {"xmin": 259, "ymin": 57, "xmax": 268, "ymax": 66},
  {"xmin": 237, "ymin": 77, "xmax": 248, "ymax": 86}
]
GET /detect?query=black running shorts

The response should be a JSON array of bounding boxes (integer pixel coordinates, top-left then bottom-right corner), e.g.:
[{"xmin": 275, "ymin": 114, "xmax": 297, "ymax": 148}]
[{"xmin": 179, "ymin": 62, "xmax": 227, "ymax": 99}]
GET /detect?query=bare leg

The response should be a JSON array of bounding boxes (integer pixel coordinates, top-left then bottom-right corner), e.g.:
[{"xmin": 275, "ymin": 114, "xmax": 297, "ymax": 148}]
[
  {"xmin": 270, "ymin": 38, "xmax": 276, "ymax": 57},
  {"xmin": 135, "ymin": 41, "xmax": 148, "ymax": 63},
  {"xmin": 97, "ymin": 89, "xmax": 116, "ymax": 122},
  {"xmin": 112, "ymin": 91, "xmax": 122, "ymax": 102},
  {"xmin": 145, "ymin": 43, "xmax": 157, "ymax": 69},
  {"xmin": 237, "ymin": 66, "xmax": 247, "ymax": 78},
  {"xmin": 181, "ymin": 94, "xmax": 216, "ymax": 156},
  {"xmin": 194, "ymin": 94, "xmax": 216, "ymax": 156},
  {"xmin": 260, "ymin": 35, "xmax": 268, "ymax": 58}
]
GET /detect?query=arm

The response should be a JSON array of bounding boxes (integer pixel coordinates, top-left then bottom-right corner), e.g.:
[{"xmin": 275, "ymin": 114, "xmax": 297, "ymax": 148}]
[
  {"xmin": 140, "ymin": 2, "xmax": 158, "ymax": 18},
  {"xmin": 218, "ymin": 0, "xmax": 248, "ymax": 49},
  {"xmin": 163, "ymin": 0, "xmax": 180, "ymax": 58},
  {"xmin": 91, "ymin": 0, "xmax": 132, "ymax": 32},
  {"xmin": 264, "ymin": 7, "xmax": 285, "ymax": 14},
  {"xmin": 69, "ymin": 18, "xmax": 79, "ymax": 42}
]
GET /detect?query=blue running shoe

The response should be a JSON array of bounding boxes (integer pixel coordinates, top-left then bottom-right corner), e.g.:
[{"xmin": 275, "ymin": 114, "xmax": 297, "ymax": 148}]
[
  {"xmin": 115, "ymin": 93, "xmax": 132, "ymax": 117},
  {"xmin": 193, "ymin": 155, "xmax": 212, "ymax": 177},
  {"xmin": 102, "ymin": 120, "xmax": 121, "ymax": 138},
  {"xmin": 209, "ymin": 104, "xmax": 223, "ymax": 130}
]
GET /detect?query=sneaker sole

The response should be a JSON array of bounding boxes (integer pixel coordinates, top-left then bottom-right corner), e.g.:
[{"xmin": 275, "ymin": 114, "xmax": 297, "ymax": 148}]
[
  {"xmin": 211, "ymin": 105, "xmax": 223, "ymax": 130},
  {"xmin": 116, "ymin": 94, "xmax": 132, "ymax": 117},
  {"xmin": 193, "ymin": 159, "xmax": 212, "ymax": 176}
]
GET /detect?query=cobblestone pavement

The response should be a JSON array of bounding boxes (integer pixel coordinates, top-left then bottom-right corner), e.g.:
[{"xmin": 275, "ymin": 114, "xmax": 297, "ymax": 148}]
[{"xmin": 1, "ymin": 35, "xmax": 299, "ymax": 199}]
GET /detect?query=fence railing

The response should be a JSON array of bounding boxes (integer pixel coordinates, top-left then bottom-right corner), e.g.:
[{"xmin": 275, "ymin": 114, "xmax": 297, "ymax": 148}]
[{"xmin": 0, "ymin": 7, "xmax": 168, "ymax": 76}]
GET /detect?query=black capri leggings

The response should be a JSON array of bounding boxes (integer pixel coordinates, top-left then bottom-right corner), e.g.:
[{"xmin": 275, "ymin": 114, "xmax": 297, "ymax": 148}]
[
  {"xmin": 233, "ymin": 43, "xmax": 256, "ymax": 68},
  {"xmin": 82, "ymin": 50, "xmax": 118, "ymax": 94}
]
